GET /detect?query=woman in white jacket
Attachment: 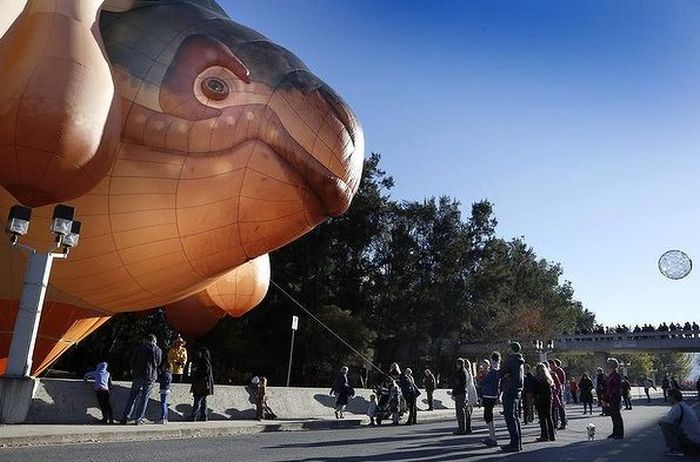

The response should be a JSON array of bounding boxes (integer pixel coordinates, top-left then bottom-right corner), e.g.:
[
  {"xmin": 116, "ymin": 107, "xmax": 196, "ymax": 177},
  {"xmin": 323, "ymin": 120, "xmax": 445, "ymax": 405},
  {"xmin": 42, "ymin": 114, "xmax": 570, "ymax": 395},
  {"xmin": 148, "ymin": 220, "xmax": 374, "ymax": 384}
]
[{"xmin": 464, "ymin": 359, "xmax": 479, "ymax": 432}]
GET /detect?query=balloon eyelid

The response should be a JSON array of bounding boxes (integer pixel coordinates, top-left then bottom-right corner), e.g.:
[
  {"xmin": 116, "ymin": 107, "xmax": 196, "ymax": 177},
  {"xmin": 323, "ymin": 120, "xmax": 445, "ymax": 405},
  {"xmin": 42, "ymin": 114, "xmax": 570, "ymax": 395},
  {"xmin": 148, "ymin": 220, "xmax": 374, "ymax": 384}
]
[{"xmin": 227, "ymin": 54, "xmax": 251, "ymax": 84}]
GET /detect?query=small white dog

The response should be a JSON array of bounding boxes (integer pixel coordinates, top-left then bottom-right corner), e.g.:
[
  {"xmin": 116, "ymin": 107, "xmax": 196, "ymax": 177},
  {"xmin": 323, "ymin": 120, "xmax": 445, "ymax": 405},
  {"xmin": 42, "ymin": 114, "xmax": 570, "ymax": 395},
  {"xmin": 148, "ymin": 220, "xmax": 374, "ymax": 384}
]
[{"xmin": 586, "ymin": 423, "xmax": 596, "ymax": 441}]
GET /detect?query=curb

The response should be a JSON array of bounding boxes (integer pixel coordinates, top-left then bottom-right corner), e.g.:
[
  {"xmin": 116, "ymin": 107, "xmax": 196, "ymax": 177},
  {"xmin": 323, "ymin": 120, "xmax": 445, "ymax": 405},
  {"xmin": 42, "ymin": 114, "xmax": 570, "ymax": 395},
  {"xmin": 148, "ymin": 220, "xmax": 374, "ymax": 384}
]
[{"xmin": 0, "ymin": 419, "xmax": 363, "ymax": 448}]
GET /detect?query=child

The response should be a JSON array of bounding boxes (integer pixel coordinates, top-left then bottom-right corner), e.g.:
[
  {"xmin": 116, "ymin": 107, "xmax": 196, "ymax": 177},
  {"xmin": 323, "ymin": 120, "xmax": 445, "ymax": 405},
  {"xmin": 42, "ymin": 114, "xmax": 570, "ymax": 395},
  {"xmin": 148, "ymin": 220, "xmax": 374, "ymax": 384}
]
[
  {"xmin": 83, "ymin": 362, "xmax": 114, "ymax": 424},
  {"xmin": 388, "ymin": 379, "xmax": 402, "ymax": 425},
  {"xmin": 159, "ymin": 363, "xmax": 173, "ymax": 424},
  {"xmin": 367, "ymin": 394, "xmax": 378, "ymax": 426}
]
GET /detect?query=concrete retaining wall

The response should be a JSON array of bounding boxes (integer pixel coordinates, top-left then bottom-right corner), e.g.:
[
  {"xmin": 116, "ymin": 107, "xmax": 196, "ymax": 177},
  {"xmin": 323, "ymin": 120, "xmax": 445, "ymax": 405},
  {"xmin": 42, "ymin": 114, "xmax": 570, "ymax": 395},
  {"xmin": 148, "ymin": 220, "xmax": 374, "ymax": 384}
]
[
  {"xmin": 27, "ymin": 379, "xmax": 456, "ymax": 424},
  {"xmin": 25, "ymin": 380, "xmax": 669, "ymax": 424}
]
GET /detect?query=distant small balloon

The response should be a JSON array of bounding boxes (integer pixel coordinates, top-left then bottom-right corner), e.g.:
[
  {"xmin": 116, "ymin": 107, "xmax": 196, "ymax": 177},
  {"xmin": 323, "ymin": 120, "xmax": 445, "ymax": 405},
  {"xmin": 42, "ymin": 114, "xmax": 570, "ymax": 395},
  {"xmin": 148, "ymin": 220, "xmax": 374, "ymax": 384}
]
[{"xmin": 658, "ymin": 250, "xmax": 692, "ymax": 280}]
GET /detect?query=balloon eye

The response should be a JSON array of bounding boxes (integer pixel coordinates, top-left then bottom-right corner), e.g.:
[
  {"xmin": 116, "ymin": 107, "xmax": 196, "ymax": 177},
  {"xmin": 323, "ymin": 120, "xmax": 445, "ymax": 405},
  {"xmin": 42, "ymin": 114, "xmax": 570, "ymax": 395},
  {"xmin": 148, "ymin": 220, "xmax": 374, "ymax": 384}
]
[{"xmin": 201, "ymin": 77, "xmax": 229, "ymax": 100}]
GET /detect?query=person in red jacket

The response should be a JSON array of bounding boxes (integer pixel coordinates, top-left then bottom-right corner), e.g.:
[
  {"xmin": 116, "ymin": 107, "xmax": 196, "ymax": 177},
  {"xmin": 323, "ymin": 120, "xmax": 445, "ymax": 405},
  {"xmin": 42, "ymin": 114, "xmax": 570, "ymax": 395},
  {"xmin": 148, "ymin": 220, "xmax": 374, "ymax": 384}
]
[
  {"xmin": 602, "ymin": 358, "xmax": 624, "ymax": 439},
  {"xmin": 569, "ymin": 378, "xmax": 579, "ymax": 404},
  {"xmin": 548, "ymin": 359, "xmax": 567, "ymax": 430}
]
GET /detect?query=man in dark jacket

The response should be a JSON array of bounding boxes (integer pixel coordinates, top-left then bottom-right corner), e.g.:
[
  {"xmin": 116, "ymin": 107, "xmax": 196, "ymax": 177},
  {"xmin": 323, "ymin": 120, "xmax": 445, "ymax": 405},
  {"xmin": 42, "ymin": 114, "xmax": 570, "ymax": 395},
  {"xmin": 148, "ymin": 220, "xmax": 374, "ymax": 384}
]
[
  {"xmin": 120, "ymin": 334, "xmax": 163, "ymax": 424},
  {"xmin": 452, "ymin": 358, "xmax": 470, "ymax": 435},
  {"xmin": 603, "ymin": 357, "xmax": 624, "ymax": 439},
  {"xmin": 500, "ymin": 342, "xmax": 525, "ymax": 452}
]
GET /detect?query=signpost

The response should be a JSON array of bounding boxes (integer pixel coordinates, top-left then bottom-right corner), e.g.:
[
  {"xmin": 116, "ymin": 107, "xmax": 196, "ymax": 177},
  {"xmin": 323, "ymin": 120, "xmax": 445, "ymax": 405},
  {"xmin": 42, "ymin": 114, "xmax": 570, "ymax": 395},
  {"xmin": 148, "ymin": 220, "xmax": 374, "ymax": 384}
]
[{"xmin": 286, "ymin": 315, "xmax": 299, "ymax": 387}]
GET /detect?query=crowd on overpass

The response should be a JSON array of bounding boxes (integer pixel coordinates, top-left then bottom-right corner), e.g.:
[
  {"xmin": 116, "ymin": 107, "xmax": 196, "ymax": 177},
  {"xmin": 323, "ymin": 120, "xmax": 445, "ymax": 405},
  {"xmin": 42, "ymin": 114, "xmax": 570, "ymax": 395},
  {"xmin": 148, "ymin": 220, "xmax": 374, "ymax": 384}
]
[{"xmin": 570, "ymin": 321, "xmax": 700, "ymax": 336}]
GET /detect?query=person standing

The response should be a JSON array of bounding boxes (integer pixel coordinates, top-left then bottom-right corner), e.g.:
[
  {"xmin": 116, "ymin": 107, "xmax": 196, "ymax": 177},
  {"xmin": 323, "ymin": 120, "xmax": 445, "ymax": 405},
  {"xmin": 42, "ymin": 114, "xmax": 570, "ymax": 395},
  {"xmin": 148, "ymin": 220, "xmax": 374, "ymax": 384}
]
[
  {"xmin": 479, "ymin": 355, "xmax": 501, "ymax": 447},
  {"xmin": 424, "ymin": 368, "xmax": 437, "ymax": 411},
  {"xmin": 167, "ymin": 335, "xmax": 188, "ymax": 383},
  {"xmin": 659, "ymin": 389, "xmax": 700, "ymax": 457},
  {"xmin": 569, "ymin": 378, "xmax": 579, "ymax": 404},
  {"xmin": 331, "ymin": 366, "xmax": 353, "ymax": 419},
  {"xmin": 602, "ymin": 357, "xmax": 624, "ymax": 439},
  {"xmin": 400, "ymin": 368, "xmax": 419, "ymax": 425},
  {"xmin": 644, "ymin": 377, "xmax": 656, "ymax": 402},
  {"xmin": 158, "ymin": 364, "xmax": 172, "ymax": 424},
  {"xmin": 388, "ymin": 378, "xmax": 402, "ymax": 425},
  {"xmin": 549, "ymin": 361, "xmax": 563, "ymax": 429},
  {"xmin": 579, "ymin": 373, "xmax": 594, "ymax": 415},
  {"xmin": 533, "ymin": 362, "xmax": 555, "ymax": 442},
  {"xmin": 464, "ymin": 359, "xmax": 479, "ymax": 432},
  {"xmin": 500, "ymin": 342, "xmax": 525, "ymax": 452},
  {"xmin": 549, "ymin": 359, "xmax": 567, "ymax": 429},
  {"xmin": 83, "ymin": 361, "xmax": 114, "ymax": 424},
  {"xmin": 621, "ymin": 375, "xmax": 633, "ymax": 410},
  {"xmin": 120, "ymin": 334, "xmax": 162, "ymax": 425},
  {"xmin": 452, "ymin": 358, "xmax": 470, "ymax": 435},
  {"xmin": 255, "ymin": 376, "xmax": 267, "ymax": 420},
  {"xmin": 662, "ymin": 375, "xmax": 671, "ymax": 401},
  {"xmin": 188, "ymin": 346, "xmax": 214, "ymax": 422},
  {"xmin": 523, "ymin": 363, "xmax": 536, "ymax": 425},
  {"xmin": 595, "ymin": 367, "xmax": 608, "ymax": 416},
  {"xmin": 696, "ymin": 377, "xmax": 700, "ymax": 399}
]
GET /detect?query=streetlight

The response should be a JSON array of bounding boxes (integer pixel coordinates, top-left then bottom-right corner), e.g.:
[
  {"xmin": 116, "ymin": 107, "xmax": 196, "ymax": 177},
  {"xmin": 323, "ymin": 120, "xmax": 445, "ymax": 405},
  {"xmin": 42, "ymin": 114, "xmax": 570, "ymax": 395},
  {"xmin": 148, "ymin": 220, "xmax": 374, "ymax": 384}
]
[
  {"xmin": 286, "ymin": 315, "xmax": 299, "ymax": 387},
  {"xmin": 534, "ymin": 339, "xmax": 555, "ymax": 362},
  {"xmin": 0, "ymin": 203, "xmax": 81, "ymax": 423}
]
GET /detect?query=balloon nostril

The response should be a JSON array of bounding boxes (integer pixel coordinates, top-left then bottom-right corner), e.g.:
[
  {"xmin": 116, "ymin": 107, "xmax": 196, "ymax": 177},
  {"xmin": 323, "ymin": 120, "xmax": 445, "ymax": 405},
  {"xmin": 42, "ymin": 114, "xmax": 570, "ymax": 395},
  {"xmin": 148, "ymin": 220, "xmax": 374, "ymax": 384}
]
[{"xmin": 318, "ymin": 85, "xmax": 356, "ymax": 145}]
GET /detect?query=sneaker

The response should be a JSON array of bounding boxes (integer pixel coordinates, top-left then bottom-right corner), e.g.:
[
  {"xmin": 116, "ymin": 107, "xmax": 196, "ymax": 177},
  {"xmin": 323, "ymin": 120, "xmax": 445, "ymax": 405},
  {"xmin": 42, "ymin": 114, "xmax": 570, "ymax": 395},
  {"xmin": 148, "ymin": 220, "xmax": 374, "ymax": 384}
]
[
  {"xmin": 666, "ymin": 449, "xmax": 684, "ymax": 457},
  {"xmin": 481, "ymin": 438, "xmax": 497, "ymax": 447},
  {"xmin": 162, "ymin": 419, "xmax": 168, "ymax": 425}
]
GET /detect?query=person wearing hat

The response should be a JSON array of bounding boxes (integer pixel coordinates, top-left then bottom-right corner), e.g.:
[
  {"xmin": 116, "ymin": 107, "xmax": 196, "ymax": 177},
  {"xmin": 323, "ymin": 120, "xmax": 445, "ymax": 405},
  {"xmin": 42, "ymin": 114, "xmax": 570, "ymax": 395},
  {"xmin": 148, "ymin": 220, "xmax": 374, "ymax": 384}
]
[
  {"xmin": 167, "ymin": 335, "xmax": 188, "ymax": 383},
  {"xmin": 499, "ymin": 341, "xmax": 525, "ymax": 452}
]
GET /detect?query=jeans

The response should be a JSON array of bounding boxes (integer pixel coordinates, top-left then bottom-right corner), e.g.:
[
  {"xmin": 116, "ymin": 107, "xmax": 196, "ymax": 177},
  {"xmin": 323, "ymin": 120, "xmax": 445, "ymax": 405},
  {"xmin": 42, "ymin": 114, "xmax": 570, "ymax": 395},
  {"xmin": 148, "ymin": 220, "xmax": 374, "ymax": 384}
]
[
  {"xmin": 535, "ymin": 396, "xmax": 555, "ymax": 441},
  {"xmin": 190, "ymin": 394, "xmax": 208, "ymax": 421},
  {"xmin": 558, "ymin": 394, "xmax": 567, "ymax": 427},
  {"xmin": 121, "ymin": 379, "xmax": 155, "ymax": 423},
  {"xmin": 503, "ymin": 390, "xmax": 523, "ymax": 449},
  {"xmin": 609, "ymin": 396, "xmax": 624, "ymax": 438},
  {"xmin": 160, "ymin": 391, "xmax": 169, "ymax": 421},
  {"xmin": 454, "ymin": 393, "xmax": 468, "ymax": 433},
  {"xmin": 482, "ymin": 397, "xmax": 496, "ymax": 423}
]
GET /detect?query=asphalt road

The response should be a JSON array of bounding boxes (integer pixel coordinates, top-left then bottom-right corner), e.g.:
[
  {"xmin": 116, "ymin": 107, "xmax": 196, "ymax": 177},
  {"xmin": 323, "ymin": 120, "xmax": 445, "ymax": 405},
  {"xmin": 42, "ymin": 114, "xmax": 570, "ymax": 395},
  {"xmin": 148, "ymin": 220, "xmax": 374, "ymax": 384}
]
[{"xmin": 2, "ymin": 400, "xmax": 698, "ymax": 462}]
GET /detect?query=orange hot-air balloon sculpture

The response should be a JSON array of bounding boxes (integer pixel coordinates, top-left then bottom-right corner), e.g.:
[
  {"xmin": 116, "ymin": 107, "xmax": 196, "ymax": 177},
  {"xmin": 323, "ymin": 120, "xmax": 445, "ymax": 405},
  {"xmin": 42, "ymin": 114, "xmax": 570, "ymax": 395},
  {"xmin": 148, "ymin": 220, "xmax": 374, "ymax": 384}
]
[{"xmin": 0, "ymin": 0, "xmax": 364, "ymax": 375}]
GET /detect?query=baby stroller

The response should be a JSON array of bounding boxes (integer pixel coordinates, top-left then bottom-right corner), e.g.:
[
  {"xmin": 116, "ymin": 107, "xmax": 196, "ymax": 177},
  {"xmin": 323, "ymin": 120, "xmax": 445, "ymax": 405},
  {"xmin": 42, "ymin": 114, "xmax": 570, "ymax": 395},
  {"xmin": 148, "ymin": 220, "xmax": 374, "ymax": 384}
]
[{"xmin": 373, "ymin": 384, "xmax": 400, "ymax": 425}]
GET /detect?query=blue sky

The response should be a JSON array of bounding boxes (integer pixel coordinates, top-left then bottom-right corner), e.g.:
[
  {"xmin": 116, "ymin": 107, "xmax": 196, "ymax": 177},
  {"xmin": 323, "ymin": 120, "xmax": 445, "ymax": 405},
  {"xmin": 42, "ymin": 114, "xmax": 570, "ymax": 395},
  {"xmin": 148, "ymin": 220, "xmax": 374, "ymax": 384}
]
[{"xmin": 223, "ymin": 0, "xmax": 700, "ymax": 326}]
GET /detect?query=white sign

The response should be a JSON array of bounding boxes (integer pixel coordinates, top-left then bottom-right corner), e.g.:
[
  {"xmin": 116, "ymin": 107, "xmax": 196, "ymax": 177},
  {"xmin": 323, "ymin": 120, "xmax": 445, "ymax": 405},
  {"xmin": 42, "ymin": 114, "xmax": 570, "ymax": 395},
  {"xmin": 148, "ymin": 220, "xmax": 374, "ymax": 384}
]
[{"xmin": 291, "ymin": 315, "xmax": 299, "ymax": 331}]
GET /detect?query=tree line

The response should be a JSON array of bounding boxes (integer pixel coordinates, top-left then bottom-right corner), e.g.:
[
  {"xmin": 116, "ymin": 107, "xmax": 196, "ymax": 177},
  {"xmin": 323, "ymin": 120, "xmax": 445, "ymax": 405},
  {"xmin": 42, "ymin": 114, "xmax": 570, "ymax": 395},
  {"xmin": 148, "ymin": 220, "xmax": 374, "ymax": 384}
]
[{"xmin": 56, "ymin": 153, "xmax": 690, "ymax": 386}]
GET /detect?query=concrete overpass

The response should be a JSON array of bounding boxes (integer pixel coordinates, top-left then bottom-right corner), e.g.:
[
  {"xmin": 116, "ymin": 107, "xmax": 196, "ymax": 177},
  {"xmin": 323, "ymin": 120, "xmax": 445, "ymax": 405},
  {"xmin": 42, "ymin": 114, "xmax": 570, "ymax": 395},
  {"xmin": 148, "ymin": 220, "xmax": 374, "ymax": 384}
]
[{"xmin": 459, "ymin": 329, "xmax": 700, "ymax": 360}]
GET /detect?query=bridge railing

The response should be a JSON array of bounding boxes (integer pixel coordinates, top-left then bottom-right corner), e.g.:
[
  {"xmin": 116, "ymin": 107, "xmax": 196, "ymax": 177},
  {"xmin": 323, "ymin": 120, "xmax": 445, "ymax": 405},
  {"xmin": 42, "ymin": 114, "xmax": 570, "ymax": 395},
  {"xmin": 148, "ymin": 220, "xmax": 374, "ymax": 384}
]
[{"xmin": 557, "ymin": 329, "xmax": 700, "ymax": 344}]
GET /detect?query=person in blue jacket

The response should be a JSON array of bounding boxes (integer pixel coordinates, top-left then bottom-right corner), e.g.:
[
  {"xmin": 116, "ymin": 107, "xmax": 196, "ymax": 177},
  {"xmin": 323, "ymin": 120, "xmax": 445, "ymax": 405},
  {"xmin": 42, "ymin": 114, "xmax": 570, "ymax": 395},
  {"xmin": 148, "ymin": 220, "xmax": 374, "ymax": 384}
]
[
  {"xmin": 83, "ymin": 361, "xmax": 114, "ymax": 424},
  {"xmin": 479, "ymin": 352, "xmax": 501, "ymax": 447}
]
